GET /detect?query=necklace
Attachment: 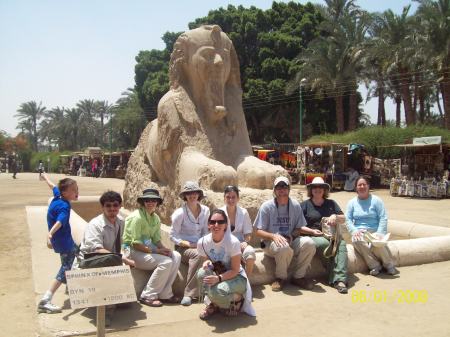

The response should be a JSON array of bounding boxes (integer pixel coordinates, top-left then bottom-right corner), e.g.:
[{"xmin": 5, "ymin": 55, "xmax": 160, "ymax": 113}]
[{"xmin": 185, "ymin": 204, "xmax": 200, "ymax": 225}]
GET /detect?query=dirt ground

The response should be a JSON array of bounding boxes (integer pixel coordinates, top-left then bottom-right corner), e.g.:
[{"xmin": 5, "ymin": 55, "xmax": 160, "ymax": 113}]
[{"xmin": 1, "ymin": 172, "xmax": 450, "ymax": 337}]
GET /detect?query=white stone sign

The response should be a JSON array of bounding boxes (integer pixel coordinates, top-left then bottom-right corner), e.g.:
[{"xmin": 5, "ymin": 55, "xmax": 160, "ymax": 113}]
[{"xmin": 66, "ymin": 266, "xmax": 137, "ymax": 309}]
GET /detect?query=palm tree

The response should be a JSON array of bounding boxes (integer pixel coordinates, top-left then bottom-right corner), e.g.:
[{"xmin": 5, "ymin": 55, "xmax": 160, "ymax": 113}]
[
  {"xmin": 95, "ymin": 100, "xmax": 113, "ymax": 147},
  {"xmin": 64, "ymin": 108, "xmax": 83, "ymax": 150},
  {"xmin": 39, "ymin": 107, "xmax": 66, "ymax": 150},
  {"xmin": 76, "ymin": 99, "xmax": 99, "ymax": 146},
  {"xmin": 293, "ymin": 0, "xmax": 367, "ymax": 133},
  {"xmin": 415, "ymin": 0, "xmax": 450, "ymax": 129},
  {"xmin": 15, "ymin": 101, "xmax": 46, "ymax": 151},
  {"xmin": 374, "ymin": 7, "xmax": 417, "ymax": 126}
]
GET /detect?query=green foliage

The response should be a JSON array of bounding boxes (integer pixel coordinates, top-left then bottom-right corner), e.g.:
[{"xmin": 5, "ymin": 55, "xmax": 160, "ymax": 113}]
[
  {"xmin": 30, "ymin": 151, "xmax": 69, "ymax": 173},
  {"xmin": 307, "ymin": 125, "xmax": 450, "ymax": 157}
]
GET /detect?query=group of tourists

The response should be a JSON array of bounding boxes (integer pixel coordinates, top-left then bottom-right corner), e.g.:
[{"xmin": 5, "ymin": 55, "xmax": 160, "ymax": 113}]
[{"xmin": 37, "ymin": 172, "xmax": 398, "ymax": 322}]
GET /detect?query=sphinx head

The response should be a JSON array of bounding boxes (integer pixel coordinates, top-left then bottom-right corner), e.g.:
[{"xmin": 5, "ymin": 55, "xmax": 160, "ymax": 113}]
[{"xmin": 169, "ymin": 25, "xmax": 236, "ymax": 123}]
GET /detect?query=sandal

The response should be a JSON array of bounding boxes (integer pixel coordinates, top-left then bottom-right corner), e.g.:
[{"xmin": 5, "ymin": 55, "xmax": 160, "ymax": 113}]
[
  {"xmin": 224, "ymin": 297, "xmax": 244, "ymax": 317},
  {"xmin": 199, "ymin": 303, "xmax": 218, "ymax": 320},
  {"xmin": 160, "ymin": 296, "xmax": 180, "ymax": 304},
  {"xmin": 334, "ymin": 281, "xmax": 348, "ymax": 294},
  {"xmin": 139, "ymin": 297, "xmax": 163, "ymax": 307}
]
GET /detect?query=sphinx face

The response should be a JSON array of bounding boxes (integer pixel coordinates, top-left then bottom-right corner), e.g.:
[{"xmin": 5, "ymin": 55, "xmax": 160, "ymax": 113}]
[{"xmin": 184, "ymin": 28, "xmax": 232, "ymax": 122}]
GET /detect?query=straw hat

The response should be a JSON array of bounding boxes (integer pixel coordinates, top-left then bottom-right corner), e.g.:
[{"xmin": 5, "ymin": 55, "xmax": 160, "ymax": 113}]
[{"xmin": 306, "ymin": 177, "xmax": 330, "ymax": 190}]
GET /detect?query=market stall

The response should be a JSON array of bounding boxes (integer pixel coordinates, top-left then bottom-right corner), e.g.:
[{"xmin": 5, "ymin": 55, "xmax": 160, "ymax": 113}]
[
  {"xmin": 296, "ymin": 142, "xmax": 375, "ymax": 190},
  {"xmin": 382, "ymin": 137, "xmax": 450, "ymax": 198}
]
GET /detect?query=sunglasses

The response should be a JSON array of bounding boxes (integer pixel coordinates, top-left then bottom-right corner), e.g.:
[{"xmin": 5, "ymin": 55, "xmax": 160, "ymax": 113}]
[
  {"xmin": 208, "ymin": 220, "xmax": 227, "ymax": 225},
  {"xmin": 144, "ymin": 199, "xmax": 158, "ymax": 203},
  {"xmin": 104, "ymin": 202, "xmax": 121, "ymax": 208},
  {"xmin": 275, "ymin": 184, "xmax": 289, "ymax": 190}
]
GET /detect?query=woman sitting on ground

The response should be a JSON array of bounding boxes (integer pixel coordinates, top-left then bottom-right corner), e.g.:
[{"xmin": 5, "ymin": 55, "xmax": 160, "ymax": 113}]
[
  {"xmin": 123, "ymin": 188, "xmax": 181, "ymax": 307},
  {"xmin": 170, "ymin": 181, "xmax": 210, "ymax": 306},
  {"xmin": 300, "ymin": 177, "xmax": 348, "ymax": 294},
  {"xmin": 220, "ymin": 185, "xmax": 256, "ymax": 276},
  {"xmin": 346, "ymin": 176, "xmax": 398, "ymax": 276},
  {"xmin": 197, "ymin": 209, "xmax": 255, "ymax": 320}
]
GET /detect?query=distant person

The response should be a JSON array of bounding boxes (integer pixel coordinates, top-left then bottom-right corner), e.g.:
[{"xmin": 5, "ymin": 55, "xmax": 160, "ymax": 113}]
[
  {"xmin": 346, "ymin": 176, "xmax": 398, "ymax": 276},
  {"xmin": 38, "ymin": 160, "xmax": 45, "ymax": 174},
  {"xmin": 254, "ymin": 176, "xmax": 316, "ymax": 291},
  {"xmin": 37, "ymin": 173, "xmax": 79, "ymax": 314},
  {"xmin": 11, "ymin": 159, "xmax": 18, "ymax": 179},
  {"xmin": 343, "ymin": 167, "xmax": 359, "ymax": 192}
]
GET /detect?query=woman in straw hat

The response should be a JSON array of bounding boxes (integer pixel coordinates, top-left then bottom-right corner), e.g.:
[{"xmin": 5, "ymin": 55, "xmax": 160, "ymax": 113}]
[
  {"xmin": 170, "ymin": 181, "xmax": 210, "ymax": 306},
  {"xmin": 123, "ymin": 188, "xmax": 181, "ymax": 307},
  {"xmin": 300, "ymin": 177, "xmax": 348, "ymax": 294}
]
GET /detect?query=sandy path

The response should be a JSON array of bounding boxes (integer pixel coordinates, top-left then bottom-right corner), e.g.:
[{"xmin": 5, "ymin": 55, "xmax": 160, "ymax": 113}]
[{"xmin": 1, "ymin": 172, "xmax": 449, "ymax": 337}]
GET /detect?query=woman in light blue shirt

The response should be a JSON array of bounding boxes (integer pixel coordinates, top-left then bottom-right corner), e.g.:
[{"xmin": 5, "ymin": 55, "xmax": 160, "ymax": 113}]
[{"xmin": 346, "ymin": 176, "xmax": 398, "ymax": 276}]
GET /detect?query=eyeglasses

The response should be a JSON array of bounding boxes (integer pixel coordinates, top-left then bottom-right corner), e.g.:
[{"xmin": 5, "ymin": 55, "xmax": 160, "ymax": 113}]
[
  {"xmin": 104, "ymin": 202, "xmax": 121, "ymax": 208},
  {"xmin": 208, "ymin": 220, "xmax": 227, "ymax": 225}
]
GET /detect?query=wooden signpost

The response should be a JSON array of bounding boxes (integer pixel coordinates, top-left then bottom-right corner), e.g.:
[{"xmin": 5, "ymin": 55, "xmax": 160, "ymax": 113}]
[{"xmin": 66, "ymin": 265, "xmax": 137, "ymax": 337}]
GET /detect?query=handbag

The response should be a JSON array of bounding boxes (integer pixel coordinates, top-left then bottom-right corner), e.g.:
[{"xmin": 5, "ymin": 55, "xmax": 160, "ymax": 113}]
[
  {"xmin": 321, "ymin": 217, "xmax": 341, "ymax": 258},
  {"xmin": 79, "ymin": 225, "xmax": 123, "ymax": 269},
  {"xmin": 79, "ymin": 252, "xmax": 122, "ymax": 269}
]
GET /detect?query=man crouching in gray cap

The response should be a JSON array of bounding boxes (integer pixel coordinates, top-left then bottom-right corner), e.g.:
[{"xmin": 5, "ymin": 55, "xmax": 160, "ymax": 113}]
[{"xmin": 254, "ymin": 176, "xmax": 316, "ymax": 291}]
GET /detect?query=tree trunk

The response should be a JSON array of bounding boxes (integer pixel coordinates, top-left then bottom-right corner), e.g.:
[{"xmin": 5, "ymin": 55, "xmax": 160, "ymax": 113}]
[
  {"xmin": 395, "ymin": 95, "xmax": 401, "ymax": 127},
  {"xmin": 399, "ymin": 68, "xmax": 415, "ymax": 125},
  {"xmin": 335, "ymin": 95, "xmax": 345, "ymax": 133},
  {"xmin": 377, "ymin": 86, "xmax": 386, "ymax": 126},
  {"xmin": 441, "ymin": 71, "xmax": 450, "ymax": 129},
  {"xmin": 419, "ymin": 91, "xmax": 425, "ymax": 124},
  {"xmin": 348, "ymin": 84, "xmax": 358, "ymax": 131}
]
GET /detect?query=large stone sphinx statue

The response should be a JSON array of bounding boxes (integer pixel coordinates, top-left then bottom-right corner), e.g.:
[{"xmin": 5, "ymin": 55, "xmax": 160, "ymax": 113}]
[{"xmin": 124, "ymin": 25, "xmax": 287, "ymax": 218}]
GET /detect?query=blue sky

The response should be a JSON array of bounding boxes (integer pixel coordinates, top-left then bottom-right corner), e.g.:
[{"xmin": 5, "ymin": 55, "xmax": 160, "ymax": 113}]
[{"xmin": 0, "ymin": 0, "xmax": 419, "ymax": 136}]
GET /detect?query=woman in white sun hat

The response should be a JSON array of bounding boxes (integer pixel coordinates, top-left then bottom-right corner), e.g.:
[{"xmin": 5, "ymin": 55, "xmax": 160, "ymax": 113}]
[{"xmin": 170, "ymin": 181, "xmax": 210, "ymax": 306}]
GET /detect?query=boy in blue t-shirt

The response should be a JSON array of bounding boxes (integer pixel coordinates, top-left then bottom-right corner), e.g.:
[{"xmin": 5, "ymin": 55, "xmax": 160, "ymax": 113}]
[{"xmin": 38, "ymin": 173, "xmax": 79, "ymax": 314}]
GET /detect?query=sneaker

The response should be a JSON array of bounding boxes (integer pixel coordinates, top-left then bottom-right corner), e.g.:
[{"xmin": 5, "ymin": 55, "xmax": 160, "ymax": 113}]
[
  {"xmin": 180, "ymin": 296, "xmax": 192, "ymax": 306},
  {"xmin": 37, "ymin": 301, "xmax": 62, "ymax": 314},
  {"xmin": 369, "ymin": 267, "xmax": 381, "ymax": 276},
  {"xmin": 385, "ymin": 266, "xmax": 399, "ymax": 275},
  {"xmin": 271, "ymin": 278, "xmax": 285, "ymax": 292},
  {"xmin": 291, "ymin": 278, "xmax": 314, "ymax": 290}
]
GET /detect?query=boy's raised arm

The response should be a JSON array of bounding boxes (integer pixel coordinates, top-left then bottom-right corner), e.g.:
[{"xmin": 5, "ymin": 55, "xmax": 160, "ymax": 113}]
[{"xmin": 40, "ymin": 173, "xmax": 56, "ymax": 190}]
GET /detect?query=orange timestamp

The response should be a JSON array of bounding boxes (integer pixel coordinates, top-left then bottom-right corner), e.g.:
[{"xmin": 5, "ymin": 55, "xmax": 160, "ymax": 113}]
[{"xmin": 351, "ymin": 289, "xmax": 428, "ymax": 304}]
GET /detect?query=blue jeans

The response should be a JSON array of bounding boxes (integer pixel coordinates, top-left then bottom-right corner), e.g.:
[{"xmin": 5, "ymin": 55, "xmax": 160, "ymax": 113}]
[
  {"xmin": 197, "ymin": 268, "xmax": 246, "ymax": 309},
  {"xmin": 55, "ymin": 246, "xmax": 77, "ymax": 283}
]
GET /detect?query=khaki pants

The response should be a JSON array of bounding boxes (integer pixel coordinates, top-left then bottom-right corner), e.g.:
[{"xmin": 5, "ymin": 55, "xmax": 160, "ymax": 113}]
[
  {"xmin": 352, "ymin": 241, "xmax": 394, "ymax": 270},
  {"xmin": 176, "ymin": 246, "xmax": 202, "ymax": 297},
  {"xmin": 131, "ymin": 249, "xmax": 181, "ymax": 300},
  {"xmin": 263, "ymin": 236, "xmax": 316, "ymax": 280}
]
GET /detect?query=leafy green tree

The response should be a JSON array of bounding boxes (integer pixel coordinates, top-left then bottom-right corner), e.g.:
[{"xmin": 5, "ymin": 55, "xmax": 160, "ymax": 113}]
[{"xmin": 14, "ymin": 101, "xmax": 46, "ymax": 151}]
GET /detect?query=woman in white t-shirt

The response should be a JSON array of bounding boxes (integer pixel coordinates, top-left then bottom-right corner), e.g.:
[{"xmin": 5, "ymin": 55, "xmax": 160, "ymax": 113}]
[
  {"xmin": 197, "ymin": 209, "xmax": 255, "ymax": 320},
  {"xmin": 219, "ymin": 185, "xmax": 256, "ymax": 276},
  {"xmin": 170, "ymin": 181, "xmax": 210, "ymax": 306}
]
